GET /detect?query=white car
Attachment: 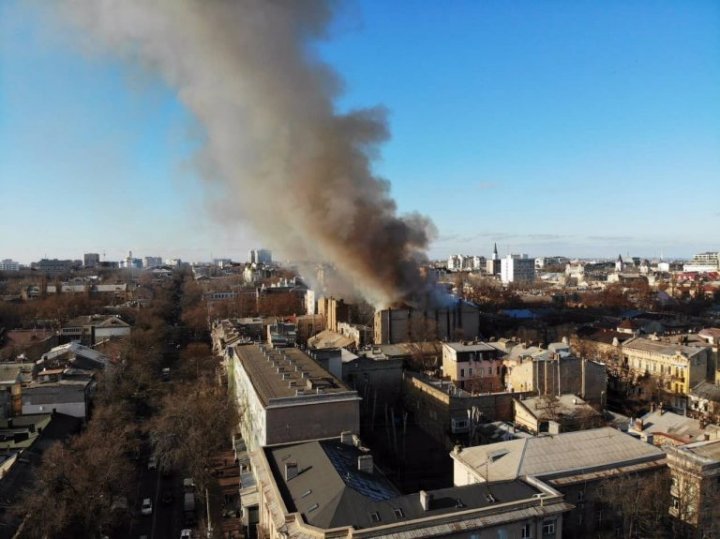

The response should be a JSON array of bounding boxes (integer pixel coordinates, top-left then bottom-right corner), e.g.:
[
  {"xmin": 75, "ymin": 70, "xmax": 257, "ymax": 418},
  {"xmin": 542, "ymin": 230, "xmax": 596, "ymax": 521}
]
[
  {"xmin": 180, "ymin": 530, "xmax": 192, "ymax": 539},
  {"xmin": 141, "ymin": 498, "xmax": 153, "ymax": 516},
  {"xmin": 147, "ymin": 456, "xmax": 158, "ymax": 470}
]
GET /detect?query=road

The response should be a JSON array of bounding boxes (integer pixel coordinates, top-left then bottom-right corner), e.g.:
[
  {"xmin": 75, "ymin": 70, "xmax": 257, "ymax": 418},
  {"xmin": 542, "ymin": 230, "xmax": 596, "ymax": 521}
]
[{"xmin": 126, "ymin": 463, "xmax": 184, "ymax": 539}]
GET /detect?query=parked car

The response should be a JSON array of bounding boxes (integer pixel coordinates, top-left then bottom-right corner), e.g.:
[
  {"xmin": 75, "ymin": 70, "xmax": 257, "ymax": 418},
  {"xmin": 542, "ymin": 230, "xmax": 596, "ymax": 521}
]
[
  {"xmin": 147, "ymin": 456, "xmax": 158, "ymax": 470},
  {"xmin": 180, "ymin": 530, "xmax": 192, "ymax": 539},
  {"xmin": 141, "ymin": 498, "xmax": 153, "ymax": 516}
]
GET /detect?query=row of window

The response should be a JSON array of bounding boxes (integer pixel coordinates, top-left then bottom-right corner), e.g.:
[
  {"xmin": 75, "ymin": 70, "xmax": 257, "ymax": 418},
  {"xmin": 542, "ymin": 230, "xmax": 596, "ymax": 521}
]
[{"xmin": 460, "ymin": 366, "xmax": 502, "ymax": 378}]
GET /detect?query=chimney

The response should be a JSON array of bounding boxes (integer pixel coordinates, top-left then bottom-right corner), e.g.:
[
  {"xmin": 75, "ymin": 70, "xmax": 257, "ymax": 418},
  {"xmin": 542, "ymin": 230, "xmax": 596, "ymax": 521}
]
[
  {"xmin": 357, "ymin": 454, "xmax": 373, "ymax": 474},
  {"xmin": 284, "ymin": 462, "xmax": 298, "ymax": 481},
  {"xmin": 419, "ymin": 490, "xmax": 433, "ymax": 511},
  {"xmin": 340, "ymin": 431, "xmax": 354, "ymax": 446}
]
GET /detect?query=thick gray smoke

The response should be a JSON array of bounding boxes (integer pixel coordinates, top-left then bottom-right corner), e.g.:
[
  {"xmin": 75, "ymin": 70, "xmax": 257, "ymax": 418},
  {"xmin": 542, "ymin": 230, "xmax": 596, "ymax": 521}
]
[{"xmin": 54, "ymin": 0, "xmax": 436, "ymax": 308}]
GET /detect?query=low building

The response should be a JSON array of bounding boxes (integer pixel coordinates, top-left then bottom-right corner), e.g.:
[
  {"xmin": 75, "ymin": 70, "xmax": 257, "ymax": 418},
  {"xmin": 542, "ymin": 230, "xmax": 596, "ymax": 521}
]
[
  {"xmin": 38, "ymin": 342, "xmax": 111, "ymax": 372},
  {"xmin": 60, "ymin": 315, "xmax": 131, "ymax": 345},
  {"xmin": 628, "ymin": 408, "xmax": 720, "ymax": 447},
  {"xmin": 441, "ymin": 341, "xmax": 505, "ymax": 392},
  {"xmin": 513, "ymin": 394, "xmax": 603, "ymax": 434},
  {"xmin": 226, "ymin": 344, "xmax": 360, "ymax": 450},
  {"xmin": 666, "ymin": 439, "xmax": 720, "ymax": 538},
  {"xmin": 451, "ymin": 427, "xmax": 667, "ymax": 539},
  {"xmin": 249, "ymin": 435, "xmax": 571, "ymax": 539},
  {"xmin": 402, "ymin": 372, "xmax": 532, "ymax": 448},
  {"xmin": 506, "ymin": 354, "xmax": 607, "ymax": 405},
  {"xmin": 622, "ymin": 336, "xmax": 711, "ymax": 401},
  {"xmin": 21, "ymin": 378, "xmax": 94, "ymax": 419}
]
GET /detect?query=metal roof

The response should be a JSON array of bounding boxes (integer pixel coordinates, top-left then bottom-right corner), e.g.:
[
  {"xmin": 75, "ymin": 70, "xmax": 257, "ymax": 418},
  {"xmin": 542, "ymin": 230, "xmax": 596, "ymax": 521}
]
[{"xmin": 453, "ymin": 427, "xmax": 665, "ymax": 482}]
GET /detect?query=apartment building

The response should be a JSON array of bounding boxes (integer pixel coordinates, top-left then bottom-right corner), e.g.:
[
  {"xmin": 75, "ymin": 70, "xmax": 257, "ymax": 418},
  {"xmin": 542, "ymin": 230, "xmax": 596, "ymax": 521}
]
[
  {"xmin": 666, "ymin": 439, "xmax": 720, "ymax": 538},
  {"xmin": 441, "ymin": 341, "xmax": 505, "ymax": 391},
  {"xmin": 451, "ymin": 428, "xmax": 667, "ymax": 538},
  {"xmin": 500, "ymin": 254, "xmax": 536, "ymax": 284},
  {"xmin": 622, "ymin": 336, "xmax": 710, "ymax": 396},
  {"xmin": 249, "ymin": 434, "xmax": 571, "ymax": 539},
  {"xmin": 226, "ymin": 343, "xmax": 360, "ymax": 450}
]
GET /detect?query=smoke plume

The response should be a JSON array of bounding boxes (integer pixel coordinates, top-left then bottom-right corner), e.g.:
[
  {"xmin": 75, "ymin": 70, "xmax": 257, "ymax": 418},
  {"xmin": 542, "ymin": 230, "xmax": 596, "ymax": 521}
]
[{"xmin": 53, "ymin": 0, "xmax": 435, "ymax": 308}]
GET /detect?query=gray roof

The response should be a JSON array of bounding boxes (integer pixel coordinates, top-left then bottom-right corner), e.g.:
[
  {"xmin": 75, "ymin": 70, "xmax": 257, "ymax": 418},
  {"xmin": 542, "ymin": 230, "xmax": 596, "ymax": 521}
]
[
  {"xmin": 691, "ymin": 381, "xmax": 720, "ymax": 401},
  {"xmin": 674, "ymin": 439, "xmax": 720, "ymax": 462},
  {"xmin": 623, "ymin": 336, "xmax": 707, "ymax": 359},
  {"xmin": 232, "ymin": 344, "xmax": 355, "ymax": 406},
  {"xmin": 444, "ymin": 342, "xmax": 497, "ymax": 353},
  {"xmin": 23, "ymin": 381, "xmax": 89, "ymax": 405},
  {"xmin": 453, "ymin": 427, "xmax": 665, "ymax": 482},
  {"xmin": 636, "ymin": 410, "xmax": 717, "ymax": 443},
  {"xmin": 266, "ymin": 439, "xmax": 544, "ymax": 530}
]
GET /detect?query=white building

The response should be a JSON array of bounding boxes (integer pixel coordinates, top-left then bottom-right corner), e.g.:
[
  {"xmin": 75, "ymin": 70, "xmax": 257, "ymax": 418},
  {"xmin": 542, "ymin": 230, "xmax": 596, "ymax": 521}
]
[
  {"xmin": 0, "ymin": 259, "xmax": 20, "ymax": 271},
  {"xmin": 249, "ymin": 249, "xmax": 272, "ymax": 265},
  {"xmin": 144, "ymin": 256, "xmax": 163, "ymax": 268},
  {"xmin": 684, "ymin": 251, "xmax": 720, "ymax": 273},
  {"xmin": 500, "ymin": 254, "xmax": 536, "ymax": 284}
]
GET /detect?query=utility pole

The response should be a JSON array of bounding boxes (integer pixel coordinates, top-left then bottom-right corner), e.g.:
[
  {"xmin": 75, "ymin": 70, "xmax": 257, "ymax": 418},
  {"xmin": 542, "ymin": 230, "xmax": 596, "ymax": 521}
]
[{"xmin": 206, "ymin": 488, "xmax": 213, "ymax": 538}]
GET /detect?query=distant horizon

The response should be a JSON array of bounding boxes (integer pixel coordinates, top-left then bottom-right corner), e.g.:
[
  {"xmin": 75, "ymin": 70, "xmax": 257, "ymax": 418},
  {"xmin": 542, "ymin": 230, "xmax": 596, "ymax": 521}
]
[{"xmin": 3, "ymin": 247, "xmax": 710, "ymax": 268}]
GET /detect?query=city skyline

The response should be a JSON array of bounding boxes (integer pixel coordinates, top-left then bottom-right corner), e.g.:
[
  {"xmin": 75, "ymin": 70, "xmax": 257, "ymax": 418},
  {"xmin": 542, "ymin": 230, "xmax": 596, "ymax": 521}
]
[{"xmin": 2, "ymin": 1, "xmax": 719, "ymax": 263}]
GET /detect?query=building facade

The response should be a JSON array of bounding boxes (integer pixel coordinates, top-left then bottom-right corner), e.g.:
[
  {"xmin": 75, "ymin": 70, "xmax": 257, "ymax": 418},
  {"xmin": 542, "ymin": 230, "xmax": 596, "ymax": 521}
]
[
  {"xmin": 227, "ymin": 344, "xmax": 360, "ymax": 450},
  {"xmin": 500, "ymin": 255, "xmax": 536, "ymax": 284}
]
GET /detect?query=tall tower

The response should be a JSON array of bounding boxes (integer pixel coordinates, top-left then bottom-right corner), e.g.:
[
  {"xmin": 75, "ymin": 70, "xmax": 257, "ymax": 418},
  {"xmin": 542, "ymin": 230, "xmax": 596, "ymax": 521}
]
[{"xmin": 492, "ymin": 242, "xmax": 498, "ymax": 261}]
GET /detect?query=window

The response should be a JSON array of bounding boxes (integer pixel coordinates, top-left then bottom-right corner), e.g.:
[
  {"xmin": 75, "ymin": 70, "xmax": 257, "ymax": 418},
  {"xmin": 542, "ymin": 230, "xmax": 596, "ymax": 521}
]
[
  {"xmin": 542, "ymin": 520, "xmax": 555, "ymax": 535},
  {"xmin": 672, "ymin": 496, "xmax": 680, "ymax": 510},
  {"xmin": 521, "ymin": 523, "xmax": 532, "ymax": 538},
  {"xmin": 393, "ymin": 508, "xmax": 404, "ymax": 519},
  {"xmin": 460, "ymin": 368, "xmax": 465, "ymax": 378},
  {"xmin": 577, "ymin": 491, "xmax": 585, "ymax": 502},
  {"xmin": 369, "ymin": 511, "xmax": 381, "ymax": 523},
  {"xmin": 469, "ymin": 368, "xmax": 473, "ymax": 376}
]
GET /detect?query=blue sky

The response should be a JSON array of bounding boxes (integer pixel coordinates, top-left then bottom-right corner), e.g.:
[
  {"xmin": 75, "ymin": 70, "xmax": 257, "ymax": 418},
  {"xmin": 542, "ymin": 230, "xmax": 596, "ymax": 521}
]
[{"xmin": 1, "ymin": 1, "xmax": 719, "ymax": 264}]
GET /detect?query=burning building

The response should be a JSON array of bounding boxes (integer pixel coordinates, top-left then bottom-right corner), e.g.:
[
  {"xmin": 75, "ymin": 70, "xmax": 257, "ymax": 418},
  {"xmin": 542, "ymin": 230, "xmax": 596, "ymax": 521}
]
[{"xmin": 374, "ymin": 300, "xmax": 482, "ymax": 344}]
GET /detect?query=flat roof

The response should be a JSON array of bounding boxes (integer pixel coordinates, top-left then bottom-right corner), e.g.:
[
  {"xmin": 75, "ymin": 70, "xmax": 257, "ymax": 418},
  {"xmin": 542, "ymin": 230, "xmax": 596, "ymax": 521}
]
[
  {"xmin": 233, "ymin": 344, "xmax": 355, "ymax": 406},
  {"xmin": 623, "ymin": 337, "xmax": 707, "ymax": 358},
  {"xmin": 444, "ymin": 342, "xmax": 498, "ymax": 353},
  {"xmin": 452, "ymin": 427, "xmax": 665, "ymax": 482}
]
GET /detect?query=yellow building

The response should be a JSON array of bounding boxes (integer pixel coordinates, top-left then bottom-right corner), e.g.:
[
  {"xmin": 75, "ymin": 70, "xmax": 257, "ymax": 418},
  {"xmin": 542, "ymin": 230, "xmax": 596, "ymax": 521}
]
[{"xmin": 621, "ymin": 337, "xmax": 710, "ymax": 396}]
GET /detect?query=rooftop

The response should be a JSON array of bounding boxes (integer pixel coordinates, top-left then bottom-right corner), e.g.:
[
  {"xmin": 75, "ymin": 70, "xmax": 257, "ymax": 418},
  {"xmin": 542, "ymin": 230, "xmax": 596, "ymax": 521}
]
[
  {"xmin": 266, "ymin": 438, "xmax": 548, "ymax": 531},
  {"xmin": 444, "ymin": 341, "xmax": 498, "ymax": 353},
  {"xmin": 231, "ymin": 344, "xmax": 356, "ymax": 406},
  {"xmin": 623, "ymin": 336, "xmax": 707, "ymax": 358},
  {"xmin": 452, "ymin": 427, "xmax": 665, "ymax": 482}
]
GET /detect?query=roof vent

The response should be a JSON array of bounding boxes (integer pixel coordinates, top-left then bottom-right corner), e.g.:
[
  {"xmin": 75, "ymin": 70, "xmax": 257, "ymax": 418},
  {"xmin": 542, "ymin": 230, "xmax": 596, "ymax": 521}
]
[
  {"xmin": 357, "ymin": 454, "xmax": 373, "ymax": 474},
  {"xmin": 340, "ymin": 431, "xmax": 354, "ymax": 446},
  {"xmin": 284, "ymin": 462, "xmax": 298, "ymax": 481}
]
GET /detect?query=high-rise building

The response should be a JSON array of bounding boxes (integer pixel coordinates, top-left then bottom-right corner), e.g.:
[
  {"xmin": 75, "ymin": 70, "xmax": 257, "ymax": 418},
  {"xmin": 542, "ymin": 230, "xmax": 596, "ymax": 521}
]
[
  {"xmin": 249, "ymin": 249, "xmax": 272, "ymax": 265},
  {"xmin": 144, "ymin": 256, "xmax": 163, "ymax": 268},
  {"xmin": 0, "ymin": 259, "xmax": 20, "ymax": 271},
  {"xmin": 500, "ymin": 254, "xmax": 535, "ymax": 284},
  {"xmin": 684, "ymin": 251, "xmax": 720, "ymax": 273},
  {"xmin": 83, "ymin": 253, "xmax": 100, "ymax": 268}
]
